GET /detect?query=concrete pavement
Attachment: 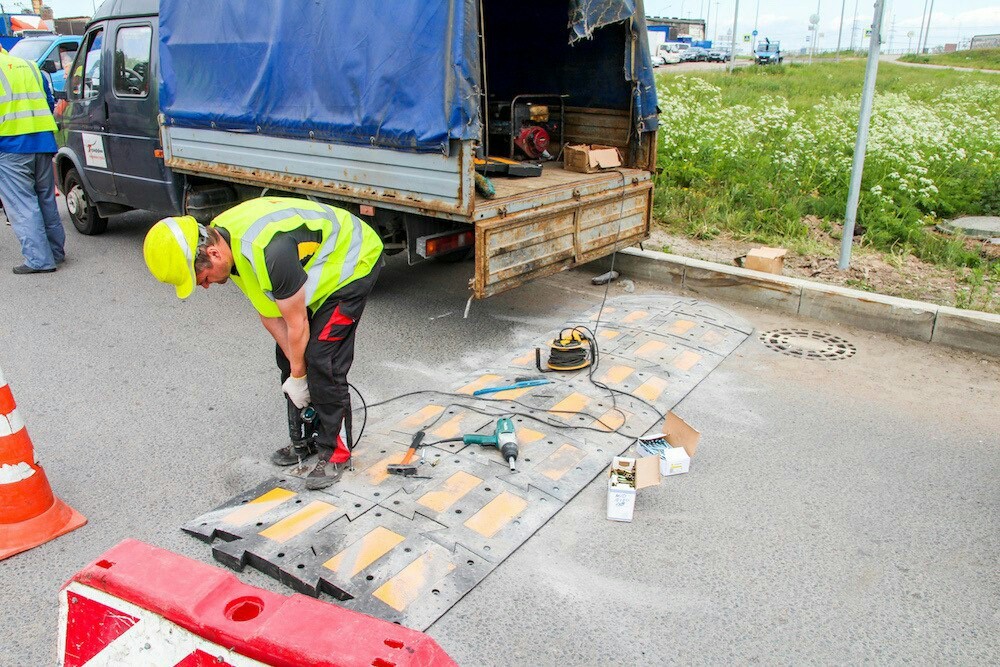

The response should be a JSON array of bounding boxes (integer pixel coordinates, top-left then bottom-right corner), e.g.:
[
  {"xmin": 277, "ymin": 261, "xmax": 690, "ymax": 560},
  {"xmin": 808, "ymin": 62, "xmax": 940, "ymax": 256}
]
[{"xmin": 1, "ymin": 205, "xmax": 997, "ymax": 664}]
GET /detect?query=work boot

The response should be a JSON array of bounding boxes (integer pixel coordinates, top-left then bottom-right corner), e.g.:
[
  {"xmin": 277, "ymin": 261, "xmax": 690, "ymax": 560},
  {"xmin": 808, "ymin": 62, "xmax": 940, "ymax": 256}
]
[
  {"xmin": 305, "ymin": 458, "xmax": 346, "ymax": 490},
  {"xmin": 270, "ymin": 440, "xmax": 317, "ymax": 466}
]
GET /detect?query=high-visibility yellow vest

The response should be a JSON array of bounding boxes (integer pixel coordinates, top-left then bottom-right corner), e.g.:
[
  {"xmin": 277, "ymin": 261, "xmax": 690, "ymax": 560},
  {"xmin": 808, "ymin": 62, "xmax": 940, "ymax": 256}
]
[
  {"xmin": 0, "ymin": 52, "xmax": 57, "ymax": 137},
  {"xmin": 212, "ymin": 198, "xmax": 384, "ymax": 317}
]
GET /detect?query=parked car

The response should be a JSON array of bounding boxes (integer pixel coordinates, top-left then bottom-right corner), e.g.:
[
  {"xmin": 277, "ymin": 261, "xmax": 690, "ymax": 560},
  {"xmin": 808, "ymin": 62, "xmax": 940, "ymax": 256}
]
[
  {"xmin": 706, "ymin": 49, "xmax": 731, "ymax": 62},
  {"xmin": 754, "ymin": 39, "xmax": 783, "ymax": 64},
  {"xmin": 659, "ymin": 49, "xmax": 681, "ymax": 64},
  {"xmin": 680, "ymin": 47, "xmax": 708, "ymax": 62},
  {"xmin": 653, "ymin": 47, "xmax": 681, "ymax": 65},
  {"xmin": 8, "ymin": 35, "xmax": 81, "ymax": 94}
]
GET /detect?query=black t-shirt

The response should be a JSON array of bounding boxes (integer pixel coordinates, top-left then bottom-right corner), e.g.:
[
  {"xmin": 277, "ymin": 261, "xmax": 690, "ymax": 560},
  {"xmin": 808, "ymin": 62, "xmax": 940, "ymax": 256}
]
[{"xmin": 220, "ymin": 226, "xmax": 323, "ymax": 300}]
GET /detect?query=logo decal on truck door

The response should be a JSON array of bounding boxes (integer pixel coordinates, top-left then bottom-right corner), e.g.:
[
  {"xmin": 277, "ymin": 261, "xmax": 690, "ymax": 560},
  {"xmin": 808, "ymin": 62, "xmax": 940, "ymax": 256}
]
[{"xmin": 81, "ymin": 132, "xmax": 108, "ymax": 169}]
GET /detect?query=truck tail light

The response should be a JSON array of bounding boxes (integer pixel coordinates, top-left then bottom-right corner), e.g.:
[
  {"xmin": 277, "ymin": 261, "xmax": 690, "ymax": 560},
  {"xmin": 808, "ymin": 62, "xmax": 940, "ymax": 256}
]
[{"xmin": 417, "ymin": 229, "xmax": 475, "ymax": 259}]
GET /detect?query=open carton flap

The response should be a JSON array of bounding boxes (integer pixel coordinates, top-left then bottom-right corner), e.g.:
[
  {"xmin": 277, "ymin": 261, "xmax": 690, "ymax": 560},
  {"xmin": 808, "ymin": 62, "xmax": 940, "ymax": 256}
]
[
  {"xmin": 664, "ymin": 411, "xmax": 701, "ymax": 458},
  {"xmin": 749, "ymin": 246, "xmax": 788, "ymax": 260},
  {"xmin": 635, "ymin": 455, "xmax": 661, "ymax": 490},
  {"xmin": 589, "ymin": 145, "xmax": 622, "ymax": 169}
]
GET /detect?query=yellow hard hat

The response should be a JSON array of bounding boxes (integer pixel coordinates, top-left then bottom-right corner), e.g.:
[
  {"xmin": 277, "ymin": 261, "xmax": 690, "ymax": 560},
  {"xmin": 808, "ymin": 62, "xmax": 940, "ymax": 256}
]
[{"xmin": 143, "ymin": 216, "xmax": 200, "ymax": 299}]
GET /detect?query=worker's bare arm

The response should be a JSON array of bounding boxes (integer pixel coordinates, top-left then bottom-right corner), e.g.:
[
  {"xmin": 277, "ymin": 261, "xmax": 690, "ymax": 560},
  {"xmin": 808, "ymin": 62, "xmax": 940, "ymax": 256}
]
[
  {"xmin": 259, "ymin": 314, "xmax": 290, "ymax": 358},
  {"xmin": 275, "ymin": 286, "xmax": 310, "ymax": 378}
]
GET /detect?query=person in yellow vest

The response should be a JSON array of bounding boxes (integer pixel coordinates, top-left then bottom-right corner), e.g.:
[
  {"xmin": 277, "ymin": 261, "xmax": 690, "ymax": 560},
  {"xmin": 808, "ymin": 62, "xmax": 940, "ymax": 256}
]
[
  {"xmin": 143, "ymin": 197, "xmax": 384, "ymax": 489},
  {"xmin": 0, "ymin": 45, "xmax": 65, "ymax": 274}
]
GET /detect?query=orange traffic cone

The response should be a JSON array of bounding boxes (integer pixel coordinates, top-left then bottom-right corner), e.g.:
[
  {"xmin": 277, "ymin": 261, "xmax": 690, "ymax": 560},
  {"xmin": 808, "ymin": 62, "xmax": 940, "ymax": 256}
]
[{"xmin": 0, "ymin": 366, "xmax": 86, "ymax": 560}]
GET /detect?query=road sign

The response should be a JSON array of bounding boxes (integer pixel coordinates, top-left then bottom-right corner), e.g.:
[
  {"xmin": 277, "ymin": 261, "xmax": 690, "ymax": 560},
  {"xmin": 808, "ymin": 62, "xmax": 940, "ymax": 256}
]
[
  {"xmin": 752, "ymin": 30, "xmax": 758, "ymax": 36},
  {"xmin": 743, "ymin": 34, "xmax": 751, "ymax": 42},
  {"xmin": 864, "ymin": 28, "xmax": 872, "ymax": 37}
]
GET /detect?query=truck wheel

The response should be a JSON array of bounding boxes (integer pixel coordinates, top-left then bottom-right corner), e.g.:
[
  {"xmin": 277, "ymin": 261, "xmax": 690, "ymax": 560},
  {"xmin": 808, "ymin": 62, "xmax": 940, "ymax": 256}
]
[{"xmin": 64, "ymin": 168, "xmax": 108, "ymax": 235}]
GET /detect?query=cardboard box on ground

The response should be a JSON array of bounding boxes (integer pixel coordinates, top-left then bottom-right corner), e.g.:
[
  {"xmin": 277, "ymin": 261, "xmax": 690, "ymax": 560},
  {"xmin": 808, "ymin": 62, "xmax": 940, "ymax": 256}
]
[
  {"xmin": 742, "ymin": 247, "xmax": 788, "ymax": 275},
  {"xmin": 607, "ymin": 412, "xmax": 701, "ymax": 522},
  {"xmin": 564, "ymin": 144, "xmax": 622, "ymax": 174}
]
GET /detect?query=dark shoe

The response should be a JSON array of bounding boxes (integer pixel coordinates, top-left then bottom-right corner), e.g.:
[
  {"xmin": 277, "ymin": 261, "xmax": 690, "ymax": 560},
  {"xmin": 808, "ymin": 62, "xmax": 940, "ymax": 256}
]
[
  {"xmin": 271, "ymin": 440, "xmax": 317, "ymax": 466},
  {"xmin": 305, "ymin": 458, "xmax": 346, "ymax": 490},
  {"xmin": 12, "ymin": 264, "xmax": 56, "ymax": 274}
]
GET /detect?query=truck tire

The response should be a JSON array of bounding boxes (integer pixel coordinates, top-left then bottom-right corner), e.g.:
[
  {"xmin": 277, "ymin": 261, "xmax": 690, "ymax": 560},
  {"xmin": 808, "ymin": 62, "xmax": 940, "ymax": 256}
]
[{"xmin": 64, "ymin": 168, "xmax": 108, "ymax": 235}]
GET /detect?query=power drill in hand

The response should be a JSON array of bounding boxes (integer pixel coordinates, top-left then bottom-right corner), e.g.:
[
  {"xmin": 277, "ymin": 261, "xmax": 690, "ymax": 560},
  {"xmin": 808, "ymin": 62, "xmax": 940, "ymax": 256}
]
[{"xmin": 463, "ymin": 417, "xmax": 519, "ymax": 471}]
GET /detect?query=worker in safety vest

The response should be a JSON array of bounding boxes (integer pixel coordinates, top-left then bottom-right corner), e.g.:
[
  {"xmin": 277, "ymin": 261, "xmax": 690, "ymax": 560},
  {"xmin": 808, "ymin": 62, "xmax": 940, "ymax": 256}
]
[
  {"xmin": 143, "ymin": 198, "xmax": 385, "ymax": 489},
  {"xmin": 0, "ymin": 45, "xmax": 66, "ymax": 274}
]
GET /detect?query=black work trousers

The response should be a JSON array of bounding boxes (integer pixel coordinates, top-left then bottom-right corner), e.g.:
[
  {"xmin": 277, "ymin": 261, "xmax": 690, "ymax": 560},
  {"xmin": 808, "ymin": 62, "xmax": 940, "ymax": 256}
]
[{"xmin": 276, "ymin": 256, "xmax": 383, "ymax": 454}]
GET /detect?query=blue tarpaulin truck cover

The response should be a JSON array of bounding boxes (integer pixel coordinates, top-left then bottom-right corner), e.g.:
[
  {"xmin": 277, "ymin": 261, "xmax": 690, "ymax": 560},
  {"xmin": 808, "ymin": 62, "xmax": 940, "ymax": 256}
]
[{"xmin": 159, "ymin": 0, "xmax": 656, "ymax": 154}]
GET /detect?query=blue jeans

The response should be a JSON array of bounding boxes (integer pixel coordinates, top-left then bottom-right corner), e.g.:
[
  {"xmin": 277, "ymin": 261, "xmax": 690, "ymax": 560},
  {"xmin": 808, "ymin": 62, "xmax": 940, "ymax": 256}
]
[{"xmin": 0, "ymin": 152, "xmax": 65, "ymax": 270}]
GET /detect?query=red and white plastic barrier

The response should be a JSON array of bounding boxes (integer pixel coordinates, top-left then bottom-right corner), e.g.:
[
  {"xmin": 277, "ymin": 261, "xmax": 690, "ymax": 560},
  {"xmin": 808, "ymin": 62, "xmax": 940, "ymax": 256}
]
[{"xmin": 59, "ymin": 539, "xmax": 457, "ymax": 667}]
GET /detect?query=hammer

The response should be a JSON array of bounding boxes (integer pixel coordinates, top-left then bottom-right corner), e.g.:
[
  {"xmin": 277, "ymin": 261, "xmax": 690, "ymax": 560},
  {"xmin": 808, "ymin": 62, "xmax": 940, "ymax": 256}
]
[{"xmin": 387, "ymin": 431, "xmax": 426, "ymax": 477}]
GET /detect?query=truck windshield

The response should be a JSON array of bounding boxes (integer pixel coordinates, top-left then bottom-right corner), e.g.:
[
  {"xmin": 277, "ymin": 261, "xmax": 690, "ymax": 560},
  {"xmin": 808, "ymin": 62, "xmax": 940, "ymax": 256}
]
[
  {"xmin": 9, "ymin": 37, "xmax": 55, "ymax": 61},
  {"xmin": 756, "ymin": 42, "xmax": 778, "ymax": 52}
]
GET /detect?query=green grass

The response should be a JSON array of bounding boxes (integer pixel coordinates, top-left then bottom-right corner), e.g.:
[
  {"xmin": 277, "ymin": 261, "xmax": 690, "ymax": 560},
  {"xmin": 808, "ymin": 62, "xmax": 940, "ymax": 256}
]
[
  {"xmin": 899, "ymin": 48, "xmax": 1000, "ymax": 71},
  {"xmin": 652, "ymin": 61, "xmax": 1000, "ymax": 309}
]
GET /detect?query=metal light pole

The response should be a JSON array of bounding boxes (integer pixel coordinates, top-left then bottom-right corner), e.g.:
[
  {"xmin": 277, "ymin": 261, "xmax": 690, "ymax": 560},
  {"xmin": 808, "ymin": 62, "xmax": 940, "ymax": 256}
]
[
  {"xmin": 916, "ymin": 0, "xmax": 929, "ymax": 54},
  {"xmin": 849, "ymin": 0, "xmax": 860, "ymax": 50},
  {"xmin": 714, "ymin": 0, "xmax": 721, "ymax": 41},
  {"xmin": 835, "ymin": 0, "xmax": 846, "ymax": 60},
  {"xmin": 839, "ymin": 0, "xmax": 886, "ymax": 270},
  {"xmin": 920, "ymin": 0, "xmax": 935, "ymax": 53},
  {"xmin": 727, "ymin": 0, "xmax": 740, "ymax": 73},
  {"xmin": 808, "ymin": 12, "xmax": 820, "ymax": 63}
]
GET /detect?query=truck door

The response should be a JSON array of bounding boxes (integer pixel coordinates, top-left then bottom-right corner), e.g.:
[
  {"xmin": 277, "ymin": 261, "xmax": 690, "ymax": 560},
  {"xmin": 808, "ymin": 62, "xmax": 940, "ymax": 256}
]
[
  {"xmin": 63, "ymin": 24, "xmax": 116, "ymax": 196},
  {"xmin": 105, "ymin": 20, "xmax": 174, "ymax": 211}
]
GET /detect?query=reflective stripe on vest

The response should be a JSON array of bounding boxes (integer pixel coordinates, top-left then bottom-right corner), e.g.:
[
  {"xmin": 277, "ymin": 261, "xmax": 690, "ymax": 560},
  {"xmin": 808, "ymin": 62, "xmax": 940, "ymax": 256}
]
[
  {"xmin": 237, "ymin": 204, "xmax": 366, "ymax": 306},
  {"xmin": 212, "ymin": 198, "xmax": 382, "ymax": 318},
  {"xmin": 0, "ymin": 54, "xmax": 56, "ymax": 133}
]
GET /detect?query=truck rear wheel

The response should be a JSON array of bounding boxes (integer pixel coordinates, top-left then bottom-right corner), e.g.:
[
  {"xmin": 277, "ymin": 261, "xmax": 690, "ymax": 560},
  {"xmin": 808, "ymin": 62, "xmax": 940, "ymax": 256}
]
[{"xmin": 64, "ymin": 168, "xmax": 108, "ymax": 235}]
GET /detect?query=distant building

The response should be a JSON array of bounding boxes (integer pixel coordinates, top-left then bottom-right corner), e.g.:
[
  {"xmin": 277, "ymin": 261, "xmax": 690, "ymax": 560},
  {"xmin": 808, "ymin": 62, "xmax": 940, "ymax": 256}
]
[
  {"xmin": 970, "ymin": 33, "xmax": 1000, "ymax": 49},
  {"xmin": 53, "ymin": 16, "xmax": 89, "ymax": 35},
  {"xmin": 647, "ymin": 16, "xmax": 707, "ymax": 42}
]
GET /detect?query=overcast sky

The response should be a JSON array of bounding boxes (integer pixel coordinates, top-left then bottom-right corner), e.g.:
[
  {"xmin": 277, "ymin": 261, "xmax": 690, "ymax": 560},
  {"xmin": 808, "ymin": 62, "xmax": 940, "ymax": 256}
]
[
  {"xmin": 646, "ymin": 0, "xmax": 1000, "ymax": 50},
  {"xmin": 16, "ymin": 0, "xmax": 1000, "ymax": 51}
]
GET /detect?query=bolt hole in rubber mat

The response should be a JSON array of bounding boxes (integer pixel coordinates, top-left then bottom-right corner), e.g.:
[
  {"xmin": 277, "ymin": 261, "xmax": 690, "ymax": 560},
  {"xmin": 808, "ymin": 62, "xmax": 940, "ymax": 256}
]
[
  {"xmin": 759, "ymin": 328, "xmax": 856, "ymax": 361},
  {"xmin": 184, "ymin": 296, "xmax": 752, "ymax": 629}
]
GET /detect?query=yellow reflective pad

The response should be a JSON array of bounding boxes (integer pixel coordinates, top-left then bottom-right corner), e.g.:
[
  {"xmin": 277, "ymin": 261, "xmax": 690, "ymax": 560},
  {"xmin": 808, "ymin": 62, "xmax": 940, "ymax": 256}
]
[
  {"xmin": 373, "ymin": 551, "xmax": 456, "ymax": 612},
  {"xmin": 464, "ymin": 491, "xmax": 528, "ymax": 538},
  {"xmin": 259, "ymin": 500, "xmax": 337, "ymax": 544},
  {"xmin": 418, "ymin": 471, "xmax": 482, "ymax": 513},
  {"xmin": 324, "ymin": 526, "xmax": 405, "ymax": 578},
  {"xmin": 221, "ymin": 488, "xmax": 296, "ymax": 526}
]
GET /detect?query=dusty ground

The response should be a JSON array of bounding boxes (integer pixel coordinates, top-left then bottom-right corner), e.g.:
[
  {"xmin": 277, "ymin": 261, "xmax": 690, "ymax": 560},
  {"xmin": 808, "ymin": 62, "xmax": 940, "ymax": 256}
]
[{"xmin": 649, "ymin": 218, "xmax": 1000, "ymax": 313}]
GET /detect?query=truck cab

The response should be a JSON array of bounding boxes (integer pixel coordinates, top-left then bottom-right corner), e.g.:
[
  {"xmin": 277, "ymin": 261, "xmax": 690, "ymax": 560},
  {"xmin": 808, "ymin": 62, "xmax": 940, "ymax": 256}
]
[
  {"xmin": 8, "ymin": 35, "xmax": 82, "ymax": 94},
  {"xmin": 55, "ymin": 0, "xmax": 175, "ymax": 235}
]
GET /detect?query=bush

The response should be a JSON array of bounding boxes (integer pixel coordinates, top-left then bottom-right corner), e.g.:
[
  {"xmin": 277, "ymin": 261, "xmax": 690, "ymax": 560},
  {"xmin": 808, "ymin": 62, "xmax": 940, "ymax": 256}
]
[{"xmin": 653, "ymin": 66, "xmax": 1000, "ymax": 271}]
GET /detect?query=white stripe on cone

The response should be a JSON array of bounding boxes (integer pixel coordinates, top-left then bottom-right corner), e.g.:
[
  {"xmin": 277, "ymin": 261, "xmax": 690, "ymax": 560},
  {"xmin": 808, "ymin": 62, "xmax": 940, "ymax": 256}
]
[
  {"xmin": 0, "ymin": 409, "xmax": 24, "ymax": 437},
  {"xmin": 59, "ymin": 582, "xmax": 266, "ymax": 666}
]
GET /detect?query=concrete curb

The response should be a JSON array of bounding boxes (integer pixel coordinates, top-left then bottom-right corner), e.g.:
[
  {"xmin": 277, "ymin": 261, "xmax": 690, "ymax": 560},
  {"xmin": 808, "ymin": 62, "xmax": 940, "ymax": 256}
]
[{"xmin": 594, "ymin": 247, "xmax": 1000, "ymax": 357}]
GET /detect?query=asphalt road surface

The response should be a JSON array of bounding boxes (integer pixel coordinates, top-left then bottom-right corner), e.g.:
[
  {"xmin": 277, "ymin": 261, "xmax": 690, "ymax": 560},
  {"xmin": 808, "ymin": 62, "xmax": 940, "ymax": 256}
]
[{"xmin": 1, "ymin": 204, "xmax": 997, "ymax": 664}]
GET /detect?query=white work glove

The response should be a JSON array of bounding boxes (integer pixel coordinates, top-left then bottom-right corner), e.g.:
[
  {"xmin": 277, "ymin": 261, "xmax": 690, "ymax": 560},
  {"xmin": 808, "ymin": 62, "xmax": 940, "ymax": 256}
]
[{"xmin": 282, "ymin": 375, "xmax": 311, "ymax": 409}]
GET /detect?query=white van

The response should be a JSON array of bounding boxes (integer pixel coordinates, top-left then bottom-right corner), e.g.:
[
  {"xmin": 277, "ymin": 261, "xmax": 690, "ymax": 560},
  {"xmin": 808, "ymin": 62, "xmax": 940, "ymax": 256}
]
[{"xmin": 655, "ymin": 44, "xmax": 682, "ymax": 64}]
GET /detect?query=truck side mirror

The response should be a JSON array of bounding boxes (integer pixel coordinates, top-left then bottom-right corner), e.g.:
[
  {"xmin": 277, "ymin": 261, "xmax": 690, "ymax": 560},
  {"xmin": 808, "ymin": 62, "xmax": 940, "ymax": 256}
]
[{"xmin": 41, "ymin": 60, "xmax": 58, "ymax": 74}]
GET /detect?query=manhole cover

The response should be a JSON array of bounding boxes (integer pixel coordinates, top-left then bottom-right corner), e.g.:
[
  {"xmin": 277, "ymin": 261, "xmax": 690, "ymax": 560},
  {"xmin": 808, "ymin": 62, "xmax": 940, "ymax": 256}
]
[{"xmin": 759, "ymin": 329, "xmax": 856, "ymax": 361}]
